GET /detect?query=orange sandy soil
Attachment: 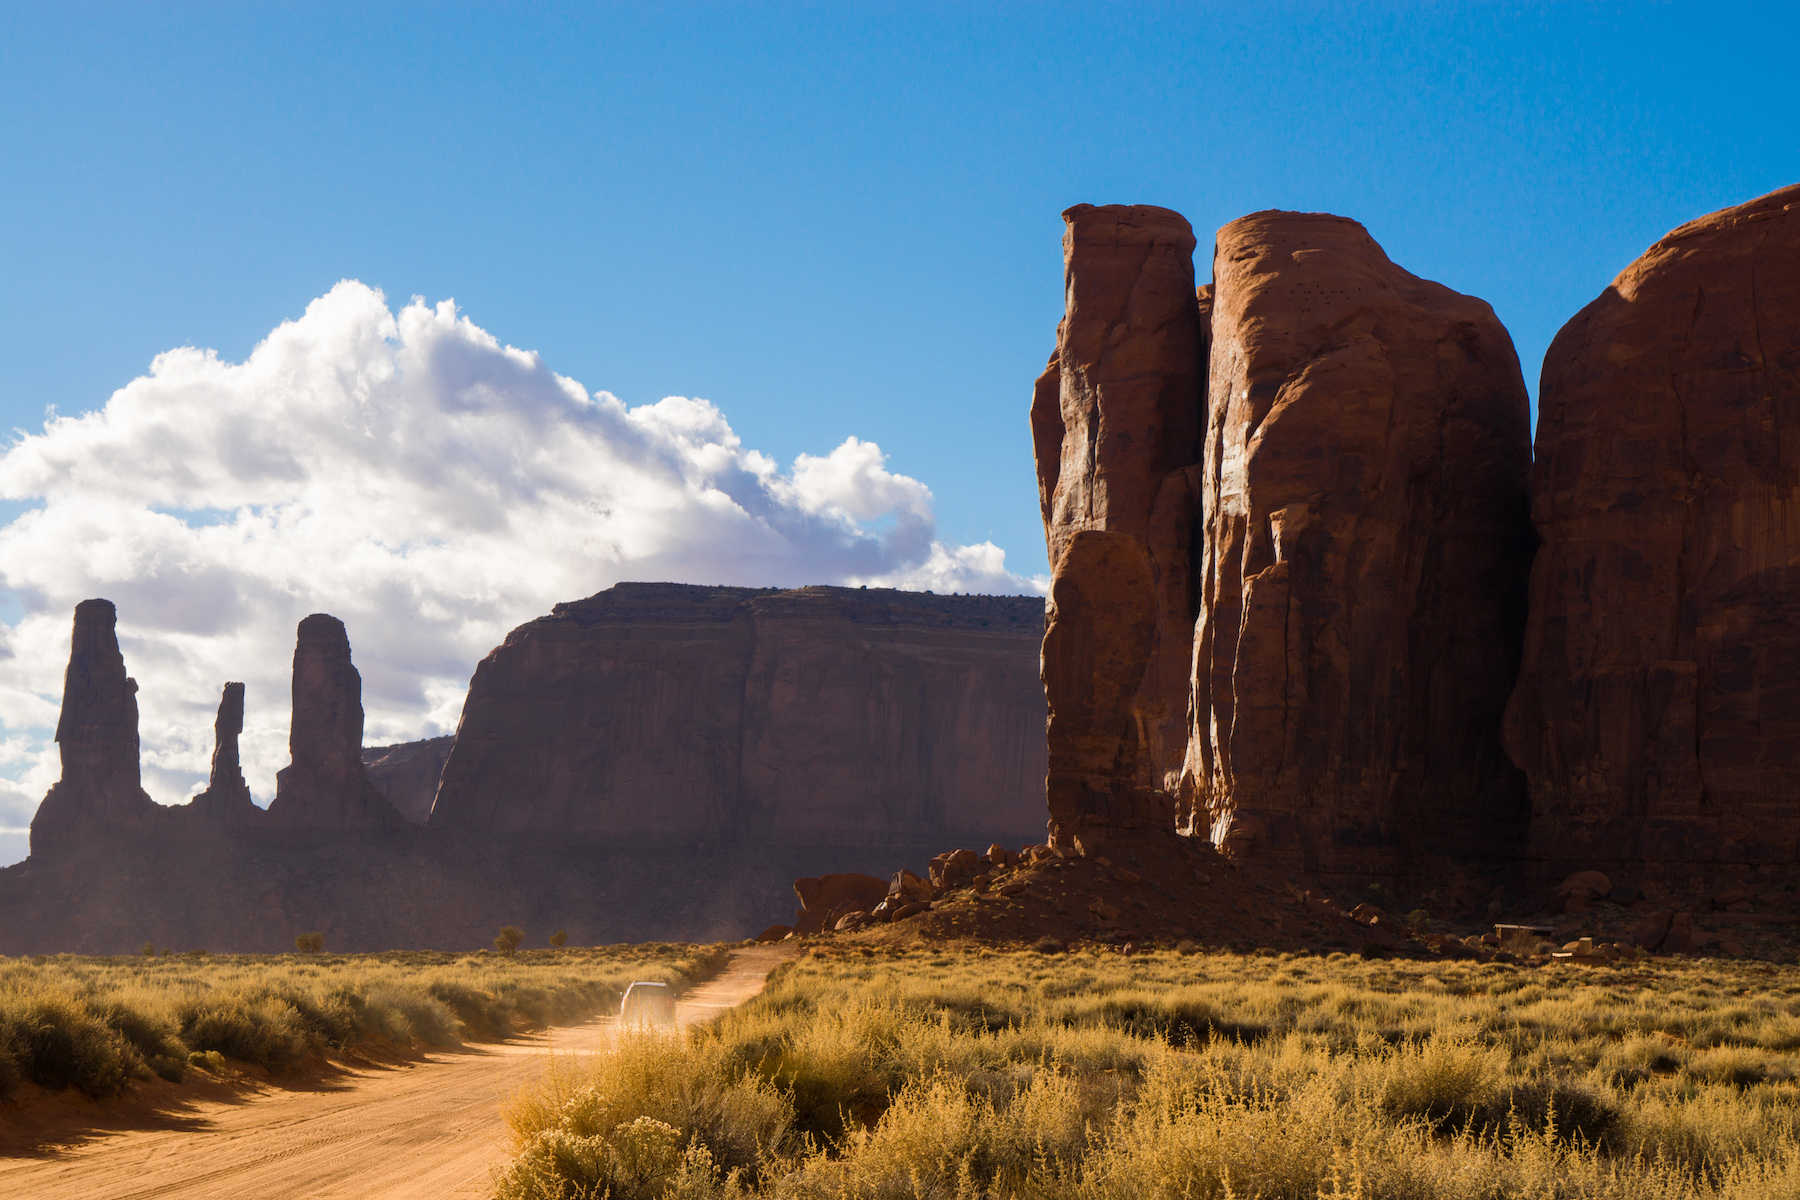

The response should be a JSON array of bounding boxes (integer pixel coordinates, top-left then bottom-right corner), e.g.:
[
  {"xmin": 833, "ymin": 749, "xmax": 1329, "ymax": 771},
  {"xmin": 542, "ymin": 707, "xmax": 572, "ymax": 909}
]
[{"xmin": 0, "ymin": 945, "xmax": 796, "ymax": 1200}]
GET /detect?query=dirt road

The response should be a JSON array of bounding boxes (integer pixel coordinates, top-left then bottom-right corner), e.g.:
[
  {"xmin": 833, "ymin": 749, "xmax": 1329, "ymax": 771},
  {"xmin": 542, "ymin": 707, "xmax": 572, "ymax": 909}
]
[{"xmin": 0, "ymin": 944, "xmax": 795, "ymax": 1200}]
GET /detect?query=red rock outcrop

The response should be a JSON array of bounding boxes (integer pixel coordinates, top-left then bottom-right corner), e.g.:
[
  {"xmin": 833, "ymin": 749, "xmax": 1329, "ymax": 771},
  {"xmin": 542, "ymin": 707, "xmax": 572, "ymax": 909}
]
[
  {"xmin": 29, "ymin": 600, "xmax": 164, "ymax": 853},
  {"xmin": 1186, "ymin": 211, "xmax": 1534, "ymax": 871},
  {"xmin": 428, "ymin": 583, "xmax": 1047, "ymax": 844},
  {"xmin": 1505, "ymin": 183, "xmax": 1800, "ymax": 867},
  {"xmin": 1029, "ymin": 204, "xmax": 1208, "ymax": 844},
  {"xmin": 186, "ymin": 682, "xmax": 261, "ymax": 823},
  {"xmin": 362, "ymin": 736, "xmax": 454, "ymax": 825},
  {"xmin": 791, "ymin": 872, "xmax": 889, "ymax": 935},
  {"xmin": 266, "ymin": 615, "xmax": 405, "ymax": 829}
]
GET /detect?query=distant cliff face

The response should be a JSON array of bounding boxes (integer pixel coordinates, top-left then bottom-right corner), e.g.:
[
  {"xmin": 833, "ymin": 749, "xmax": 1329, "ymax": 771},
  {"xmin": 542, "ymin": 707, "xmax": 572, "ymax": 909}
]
[
  {"xmin": 362, "ymin": 736, "xmax": 455, "ymax": 825},
  {"xmin": 428, "ymin": 584, "xmax": 1048, "ymax": 843}
]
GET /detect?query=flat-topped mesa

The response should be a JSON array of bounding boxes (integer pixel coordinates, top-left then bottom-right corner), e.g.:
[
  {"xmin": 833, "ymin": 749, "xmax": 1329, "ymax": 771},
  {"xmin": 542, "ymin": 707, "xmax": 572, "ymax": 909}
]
[
  {"xmin": 1030, "ymin": 203, "xmax": 1208, "ymax": 847},
  {"xmin": 1505, "ymin": 182, "xmax": 1800, "ymax": 869},
  {"xmin": 1187, "ymin": 210, "xmax": 1533, "ymax": 871},
  {"xmin": 29, "ymin": 600, "xmax": 164, "ymax": 854},
  {"xmin": 187, "ymin": 682, "xmax": 261, "ymax": 823},
  {"xmin": 266, "ymin": 614, "xmax": 404, "ymax": 830},
  {"xmin": 429, "ymin": 582, "xmax": 1047, "ymax": 844}
]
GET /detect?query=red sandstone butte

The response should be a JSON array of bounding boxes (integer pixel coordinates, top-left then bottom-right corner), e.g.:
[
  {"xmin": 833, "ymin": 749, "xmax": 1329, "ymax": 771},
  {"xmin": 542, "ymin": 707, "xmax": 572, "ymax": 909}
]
[
  {"xmin": 266, "ymin": 614, "xmax": 405, "ymax": 829},
  {"xmin": 428, "ymin": 583, "xmax": 1047, "ymax": 844},
  {"xmin": 1505, "ymin": 183, "xmax": 1800, "ymax": 868},
  {"xmin": 1030, "ymin": 204, "xmax": 1207, "ymax": 843},
  {"xmin": 1186, "ymin": 211, "xmax": 1533, "ymax": 872},
  {"xmin": 29, "ymin": 599, "xmax": 163, "ymax": 854}
]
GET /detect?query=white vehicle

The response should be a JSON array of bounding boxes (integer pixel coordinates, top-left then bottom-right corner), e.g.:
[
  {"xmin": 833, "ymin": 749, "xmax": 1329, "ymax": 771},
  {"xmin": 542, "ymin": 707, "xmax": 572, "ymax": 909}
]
[{"xmin": 619, "ymin": 980, "xmax": 677, "ymax": 1028}]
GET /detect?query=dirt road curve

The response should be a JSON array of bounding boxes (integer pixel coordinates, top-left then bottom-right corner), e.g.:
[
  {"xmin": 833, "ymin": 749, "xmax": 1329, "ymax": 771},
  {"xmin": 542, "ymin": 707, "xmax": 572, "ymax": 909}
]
[{"xmin": 0, "ymin": 945, "xmax": 796, "ymax": 1200}]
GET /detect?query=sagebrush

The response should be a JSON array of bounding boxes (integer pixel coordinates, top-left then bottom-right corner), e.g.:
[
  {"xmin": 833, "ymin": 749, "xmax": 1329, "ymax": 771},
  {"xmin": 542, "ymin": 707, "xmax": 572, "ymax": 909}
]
[
  {"xmin": 0, "ymin": 941, "xmax": 724, "ymax": 1099},
  {"xmin": 497, "ymin": 946, "xmax": 1800, "ymax": 1199}
]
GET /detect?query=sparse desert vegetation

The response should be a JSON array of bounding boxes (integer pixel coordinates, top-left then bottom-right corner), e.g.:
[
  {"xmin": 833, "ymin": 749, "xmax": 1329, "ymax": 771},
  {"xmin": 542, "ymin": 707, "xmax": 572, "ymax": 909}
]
[
  {"xmin": 496, "ymin": 945, "xmax": 1800, "ymax": 1199},
  {"xmin": 0, "ymin": 942, "xmax": 724, "ymax": 1101}
]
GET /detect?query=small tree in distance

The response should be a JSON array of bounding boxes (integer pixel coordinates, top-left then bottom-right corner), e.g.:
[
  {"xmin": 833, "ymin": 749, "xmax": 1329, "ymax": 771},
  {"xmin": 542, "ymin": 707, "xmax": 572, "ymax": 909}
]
[
  {"xmin": 549, "ymin": 930, "xmax": 568, "ymax": 948},
  {"xmin": 295, "ymin": 932, "xmax": 325, "ymax": 953},
  {"xmin": 496, "ymin": 926, "xmax": 524, "ymax": 957},
  {"xmin": 140, "ymin": 941, "xmax": 156, "ymax": 956}
]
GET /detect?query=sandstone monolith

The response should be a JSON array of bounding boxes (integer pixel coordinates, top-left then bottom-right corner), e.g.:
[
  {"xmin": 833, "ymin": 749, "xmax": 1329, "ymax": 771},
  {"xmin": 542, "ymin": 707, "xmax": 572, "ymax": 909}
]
[
  {"xmin": 187, "ymin": 682, "xmax": 261, "ymax": 823},
  {"xmin": 1185, "ymin": 210, "xmax": 1534, "ymax": 872},
  {"xmin": 1030, "ymin": 204, "xmax": 1207, "ymax": 844},
  {"xmin": 1505, "ymin": 183, "xmax": 1800, "ymax": 868},
  {"xmin": 267, "ymin": 615, "xmax": 404, "ymax": 829},
  {"xmin": 29, "ymin": 599, "xmax": 163, "ymax": 853}
]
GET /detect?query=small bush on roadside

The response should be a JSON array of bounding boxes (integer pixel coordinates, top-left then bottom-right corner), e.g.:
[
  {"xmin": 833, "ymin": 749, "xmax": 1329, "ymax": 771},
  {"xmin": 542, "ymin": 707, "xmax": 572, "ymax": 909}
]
[{"xmin": 0, "ymin": 942, "xmax": 728, "ymax": 1100}]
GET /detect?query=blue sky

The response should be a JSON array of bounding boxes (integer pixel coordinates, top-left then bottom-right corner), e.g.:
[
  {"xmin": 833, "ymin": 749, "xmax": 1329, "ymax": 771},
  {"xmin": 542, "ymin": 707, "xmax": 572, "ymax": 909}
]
[
  {"xmin": 0, "ymin": 1, "xmax": 1794, "ymax": 578},
  {"xmin": 0, "ymin": 2, "xmax": 1795, "ymax": 861}
]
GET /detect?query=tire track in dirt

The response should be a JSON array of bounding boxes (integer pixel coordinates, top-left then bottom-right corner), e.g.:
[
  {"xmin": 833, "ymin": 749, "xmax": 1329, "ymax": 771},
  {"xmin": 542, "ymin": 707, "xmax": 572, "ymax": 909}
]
[{"xmin": 0, "ymin": 945, "xmax": 795, "ymax": 1200}]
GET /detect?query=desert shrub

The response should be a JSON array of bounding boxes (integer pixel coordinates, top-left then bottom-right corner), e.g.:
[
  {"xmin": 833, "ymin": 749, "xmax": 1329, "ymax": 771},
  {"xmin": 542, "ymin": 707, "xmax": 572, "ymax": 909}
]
[
  {"xmin": 495, "ymin": 947, "xmax": 1800, "ymax": 1199},
  {"xmin": 0, "ymin": 941, "xmax": 724, "ymax": 1099},
  {"xmin": 549, "ymin": 931, "xmax": 568, "ymax": 948},
  {"xmin": 498, "ymin": 1032, "xmax": 790, "ymax": 1199},
  {"xmin": 0, "ymin": 989, "xmax": 141, "ymax": 1097},
  {"xmin": 497, "ymin": 926, "xmax": 525, "ymax": 957},
  {"xmin": 295, "ymin": 932, "xmax": 324, "ymax": 953}
]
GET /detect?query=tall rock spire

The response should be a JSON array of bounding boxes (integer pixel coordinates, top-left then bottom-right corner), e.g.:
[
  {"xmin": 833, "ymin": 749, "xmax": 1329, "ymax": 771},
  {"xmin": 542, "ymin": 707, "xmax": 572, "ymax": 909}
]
[
  {"xmin": 30, "ymin": 599, "xmax": 163, "ymax": 854},
  {"xmin": 266, "ymin": 614, "xmax": 404, "ymax": 829},
  {"xmin": 188, "ymin": 682, "xmax": 260, "ymax": 823},
  {"xmin": 1030, "ymin": 203, "xmax": 1207, "ymax": 846}
]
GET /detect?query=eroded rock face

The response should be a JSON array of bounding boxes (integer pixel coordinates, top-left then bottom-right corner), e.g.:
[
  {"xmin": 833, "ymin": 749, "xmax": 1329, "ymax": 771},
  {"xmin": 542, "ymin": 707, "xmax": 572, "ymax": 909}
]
[
  {"xmin": 429, "ymin": 583, "xmax": 1047, "ymax": 844},
  {"xmin": 1186, "ymin": 211, "xmax": 1534, "ymax": 871},
  {"xmin": 30, "ymin": 599, "xmax": 163, "ymax": 853},
  {"xmin": 188, "ymin": 682, "xmax": 260, "ymax": 823},
  {"xmin": 267, "ymin": 615, "xmax": 404, "ymax": 829},
  {"xmin": 1030, "ymin": 204, "xmax": 1208, "ymax": 843},
  {"xmin": 1505, "ymin": 183, "xmax": 1800, "ymax": 867}
]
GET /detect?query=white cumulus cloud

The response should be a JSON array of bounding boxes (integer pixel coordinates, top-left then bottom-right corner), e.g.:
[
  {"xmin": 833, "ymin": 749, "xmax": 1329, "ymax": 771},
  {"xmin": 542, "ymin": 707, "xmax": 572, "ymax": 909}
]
[{"xmin": 0, "ymin": 281, "xmax": 1042, "ymax": 864}]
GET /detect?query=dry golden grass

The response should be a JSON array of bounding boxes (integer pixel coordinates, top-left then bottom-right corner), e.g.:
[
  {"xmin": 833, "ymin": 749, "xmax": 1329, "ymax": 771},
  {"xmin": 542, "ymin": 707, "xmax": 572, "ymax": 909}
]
[
  {"xmin": 496, "ymin": 945, "xmax": 1800, "ymax": 1199},
  {"xmin": 0, "ymin": 942, "xmax": 725, "ymax": 1099}
]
